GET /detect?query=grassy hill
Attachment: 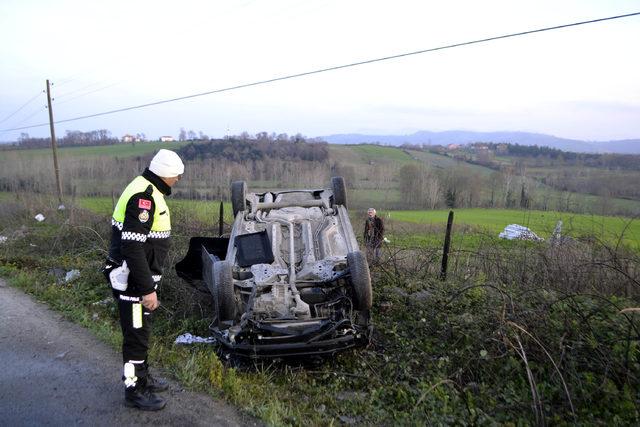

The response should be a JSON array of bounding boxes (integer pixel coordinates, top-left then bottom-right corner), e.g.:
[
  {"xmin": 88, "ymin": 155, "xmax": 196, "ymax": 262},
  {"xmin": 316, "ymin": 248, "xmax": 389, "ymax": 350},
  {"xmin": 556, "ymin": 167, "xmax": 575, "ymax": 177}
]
[
  {"xmin": 2, "ymin": 140, "xmax": 640, "ymax": 216},
  {"xmin": 1, "ymin": 140, "xmax": 190, "ymax": 159}
]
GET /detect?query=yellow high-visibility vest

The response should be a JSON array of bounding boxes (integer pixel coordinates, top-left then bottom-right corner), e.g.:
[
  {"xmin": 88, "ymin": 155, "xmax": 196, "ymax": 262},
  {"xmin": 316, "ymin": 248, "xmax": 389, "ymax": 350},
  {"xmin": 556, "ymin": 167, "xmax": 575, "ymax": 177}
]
[{"xmin": 112, "ymin": 176, "xmax": 171, "ymax": 233}]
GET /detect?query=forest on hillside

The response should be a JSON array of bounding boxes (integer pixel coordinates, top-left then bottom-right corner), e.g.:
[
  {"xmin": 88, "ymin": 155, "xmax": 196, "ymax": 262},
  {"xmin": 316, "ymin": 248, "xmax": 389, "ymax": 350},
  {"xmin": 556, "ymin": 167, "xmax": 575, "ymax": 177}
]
[{"xmin": 1, "ymin": 134, "xmax": 639, "ymax": 216}]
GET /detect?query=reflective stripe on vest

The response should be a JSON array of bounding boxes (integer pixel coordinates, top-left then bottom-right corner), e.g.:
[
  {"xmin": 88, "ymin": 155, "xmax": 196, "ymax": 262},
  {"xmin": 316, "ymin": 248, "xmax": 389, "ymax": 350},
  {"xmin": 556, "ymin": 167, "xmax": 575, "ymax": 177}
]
[{"xmin": 112, "ymin": 176, "xmax": 171, "ymax": 232}]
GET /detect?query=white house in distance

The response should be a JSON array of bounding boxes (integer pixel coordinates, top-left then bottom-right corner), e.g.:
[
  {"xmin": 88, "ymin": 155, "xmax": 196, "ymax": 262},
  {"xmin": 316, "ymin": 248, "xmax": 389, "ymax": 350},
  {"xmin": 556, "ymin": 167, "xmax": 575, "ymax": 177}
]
[
  {"xmin": 122, "ymin": 134, "xmax": 147, "ymax": 143},
  {"xmin": 159, "ymin": 136, "xmax": 175, "ymax": 142}
]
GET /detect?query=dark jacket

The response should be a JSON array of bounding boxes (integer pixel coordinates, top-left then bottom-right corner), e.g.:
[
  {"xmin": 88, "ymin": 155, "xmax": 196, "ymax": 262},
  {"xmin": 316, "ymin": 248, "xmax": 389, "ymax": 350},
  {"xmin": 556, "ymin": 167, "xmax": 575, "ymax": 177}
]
[
  {"xmin": 108, "ymin": 169, "xmax": 172, "ymax": 296},
  {"xmin": 364, "ymin": 216, "xmax": 384, "ymax": 247}
]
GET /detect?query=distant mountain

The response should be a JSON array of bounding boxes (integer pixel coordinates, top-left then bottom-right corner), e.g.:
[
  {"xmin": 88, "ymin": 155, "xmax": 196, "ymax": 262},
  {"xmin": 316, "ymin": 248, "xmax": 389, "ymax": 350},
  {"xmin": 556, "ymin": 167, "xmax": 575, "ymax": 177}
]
[{"xmin": 320, "ymin": 130, "xmax": 640, "ymax": 154}]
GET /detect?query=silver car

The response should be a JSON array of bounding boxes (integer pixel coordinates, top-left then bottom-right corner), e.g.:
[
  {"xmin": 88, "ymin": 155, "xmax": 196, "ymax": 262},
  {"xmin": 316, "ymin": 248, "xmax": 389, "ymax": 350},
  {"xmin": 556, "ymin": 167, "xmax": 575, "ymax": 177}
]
[{"xmin": 177, "ymin": 177, "xmax": 372, "ymax": 358}]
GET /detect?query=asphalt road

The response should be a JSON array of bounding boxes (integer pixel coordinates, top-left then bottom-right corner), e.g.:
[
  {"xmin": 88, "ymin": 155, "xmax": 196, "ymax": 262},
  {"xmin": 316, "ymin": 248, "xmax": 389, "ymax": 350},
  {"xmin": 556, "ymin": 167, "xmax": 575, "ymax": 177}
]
[{"xmin": 0, "ymin": 278, "xmax": 258, "ymax": 426}]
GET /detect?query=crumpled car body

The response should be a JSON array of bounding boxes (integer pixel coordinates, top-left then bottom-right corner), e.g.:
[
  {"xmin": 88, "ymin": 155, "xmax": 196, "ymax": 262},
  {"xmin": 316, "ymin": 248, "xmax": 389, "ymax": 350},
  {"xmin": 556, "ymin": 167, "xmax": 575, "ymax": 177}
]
[{"xmin": 176, "ymin": 177, "xmax": 372, "ymax": 358}]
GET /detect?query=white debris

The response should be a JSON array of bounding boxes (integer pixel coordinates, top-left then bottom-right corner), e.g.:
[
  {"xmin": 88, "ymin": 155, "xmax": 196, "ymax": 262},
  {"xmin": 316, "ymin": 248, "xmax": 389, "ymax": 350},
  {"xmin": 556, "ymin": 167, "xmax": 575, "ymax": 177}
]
[
  {"xmin": 550, "ymin": 220, "xmax": 563, "ymax": 245},
  {"xmin": 65, "ymin": 269, "xmax": 81, "ymax": 282},
  {"xmin": 0, "ymin": 236, "xmax": 7, "ymax": 244},
  {"xmin": 383, "ymin": 237, "xmax": 390, "ymax": 243},
  {"xmin": 174, "ymin": 333, "xmax": 216, "ymax": 345},
  {"xmin": 34, "ymin": 214, "xmax": 45, "ymax": 222},
  {"xmin": 498, "ymin": 224, "xmax": 543, "ymax": 241},
  {"xmin": 58, "ymin": 204, "xmax": 66, "ymax": 211},
  {"xmin": 92, "ymin": 298, "xmax": 112, "ymax": 306}
]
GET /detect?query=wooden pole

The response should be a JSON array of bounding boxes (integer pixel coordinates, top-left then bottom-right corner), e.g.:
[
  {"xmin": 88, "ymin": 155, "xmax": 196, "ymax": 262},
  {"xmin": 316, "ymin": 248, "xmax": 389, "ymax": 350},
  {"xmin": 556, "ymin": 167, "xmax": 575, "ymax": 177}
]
[
  {"xmin": 218, "ymin": 201, "xmax": 224, "ymax": 236},
  {"xmin": 46, "ymin": 79, "xmax": 63, "ymax": 205},
  {"xmin": 440, "ymin": 210, "xmax": 454, "ymax": 281}
]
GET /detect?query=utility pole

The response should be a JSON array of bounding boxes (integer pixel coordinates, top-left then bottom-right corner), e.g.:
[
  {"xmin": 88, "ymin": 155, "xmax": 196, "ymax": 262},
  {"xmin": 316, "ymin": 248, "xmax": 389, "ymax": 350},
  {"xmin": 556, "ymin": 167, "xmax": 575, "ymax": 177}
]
[{"xmin": 46, "ymin": 79, "xmax": 63, "ymax": 206}]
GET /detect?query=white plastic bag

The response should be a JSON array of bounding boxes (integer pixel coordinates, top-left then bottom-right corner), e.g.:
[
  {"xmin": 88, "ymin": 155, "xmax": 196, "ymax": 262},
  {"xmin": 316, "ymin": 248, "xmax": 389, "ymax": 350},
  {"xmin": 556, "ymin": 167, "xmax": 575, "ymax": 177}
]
[{"xmin": 109, "ymin": 261, "xmax": 130, "ymax": 291}]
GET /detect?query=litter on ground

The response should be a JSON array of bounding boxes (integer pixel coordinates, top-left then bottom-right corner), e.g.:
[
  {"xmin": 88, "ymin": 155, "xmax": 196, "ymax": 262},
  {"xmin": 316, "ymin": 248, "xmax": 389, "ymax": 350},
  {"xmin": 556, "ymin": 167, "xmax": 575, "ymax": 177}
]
[
  {"xmin": 174, "ymin": 333, "xmax": 216, "ymax": 345},
  {"xmin": 34, "ymin": 214, "xmax": 45, "ymax": 222},
  {"xmin": 65, "ymin": 270, "xmax": 81, "ymax": 282},
  {"xmin": 498, "ymin": 224, "xmax": 543, "ymax": 241}
]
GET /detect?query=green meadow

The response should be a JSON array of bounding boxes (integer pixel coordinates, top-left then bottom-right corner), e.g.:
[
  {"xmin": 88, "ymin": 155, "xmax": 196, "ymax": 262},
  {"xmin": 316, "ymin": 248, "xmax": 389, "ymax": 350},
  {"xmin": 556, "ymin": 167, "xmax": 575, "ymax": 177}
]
[
  {"xmin": 1, "ymin": 140, "xmax": 190, "ymax": 159},
  {"xmin": 386, "ymin": 208, "xmax": 640, "ymax": 248}
]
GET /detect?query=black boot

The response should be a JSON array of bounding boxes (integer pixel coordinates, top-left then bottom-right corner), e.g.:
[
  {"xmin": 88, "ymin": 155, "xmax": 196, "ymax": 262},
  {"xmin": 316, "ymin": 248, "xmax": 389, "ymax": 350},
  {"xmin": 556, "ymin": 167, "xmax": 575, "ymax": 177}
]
[
  {"xmin": 146, "ymin": 372, "xmax": 169, "ymax": 393},
  {"xmin": 125, "ymin": 386, "xmax": 166, "ymax": 411}
]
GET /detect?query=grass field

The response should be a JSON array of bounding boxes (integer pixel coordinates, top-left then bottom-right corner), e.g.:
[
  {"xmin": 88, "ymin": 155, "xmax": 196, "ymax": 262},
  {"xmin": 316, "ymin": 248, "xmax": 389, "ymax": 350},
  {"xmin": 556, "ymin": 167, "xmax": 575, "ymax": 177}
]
[
  {"xmin": 77, "ymin": 196, "xmax": 234, "ymax": 224},
  {"xmin": 72, "ymin": 194, "xmax": 639, "ymax": 250},
  {"xmin": 387, "ymin": 208, "xmax": 640, "ymax": 247},
  {"xmin": 1, "ymin": 140, "xmax": 190, "ymax": 159},
  {"xmin": 408, "ymin": 149, "xmax": 495, "ymax": 176},
  {"xmin": 2, "ymin": 142, "xmax": 639, "ymax": 217},
  {"xmin": 329, "ymin": 144, "xmax": 416, "ymax": 165}
]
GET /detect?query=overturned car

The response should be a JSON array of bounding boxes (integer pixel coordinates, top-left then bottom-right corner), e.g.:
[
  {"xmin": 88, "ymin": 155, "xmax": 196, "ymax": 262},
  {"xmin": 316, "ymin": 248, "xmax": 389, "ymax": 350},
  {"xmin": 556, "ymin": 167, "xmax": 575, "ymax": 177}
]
[{"xmin": 176, "ymin": 177, "xmax": 373, "ymax": 358}]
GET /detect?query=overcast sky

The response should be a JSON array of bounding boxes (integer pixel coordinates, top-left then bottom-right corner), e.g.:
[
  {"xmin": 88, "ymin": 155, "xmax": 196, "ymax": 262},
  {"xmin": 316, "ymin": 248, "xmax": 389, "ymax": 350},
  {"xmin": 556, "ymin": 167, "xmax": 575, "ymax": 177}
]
[{"xmin": 1, "ymin": 0, "xmax": 639, "ymax": 142}]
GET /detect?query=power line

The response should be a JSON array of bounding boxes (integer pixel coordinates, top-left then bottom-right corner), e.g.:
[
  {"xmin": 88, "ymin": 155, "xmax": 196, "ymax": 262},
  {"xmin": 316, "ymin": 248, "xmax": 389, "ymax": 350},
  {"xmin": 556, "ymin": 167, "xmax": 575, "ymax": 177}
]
[
  {"xmin": 2, "ymin": 11, "xmax": 638, "ymax": 133},
  {"xmin": 54, "ymin": 82, "xmax": 121, "ymax": 106},
  {"xmin": 55, "ymin": 81, "xmax": 107, "ymax": 100},
  {"xmin": 5, "ymin": 107, "xmax": 48, "ymax": 131},
  {"xmin": 0, "ymin": 91, "xmax": 44, "ymax": 125}
]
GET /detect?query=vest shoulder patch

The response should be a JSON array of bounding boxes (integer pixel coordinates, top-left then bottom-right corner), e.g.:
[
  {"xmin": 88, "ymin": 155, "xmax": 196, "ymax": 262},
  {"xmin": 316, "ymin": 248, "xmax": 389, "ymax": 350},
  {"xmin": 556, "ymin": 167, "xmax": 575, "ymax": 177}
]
[
  {"xmin": 138, "ymin": 210, "xmax": 150, "ymax": 223},
  {"xmin": 138, "ymin": 199, "xmax": 152, "ymax": 209}
]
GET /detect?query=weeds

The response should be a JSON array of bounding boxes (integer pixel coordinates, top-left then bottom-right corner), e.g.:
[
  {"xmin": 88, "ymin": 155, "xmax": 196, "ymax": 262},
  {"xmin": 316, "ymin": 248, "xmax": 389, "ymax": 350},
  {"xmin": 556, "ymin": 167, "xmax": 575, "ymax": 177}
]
[{"xmin": 0, "ymin": 197, "xmax": 638, "ymax": 425}]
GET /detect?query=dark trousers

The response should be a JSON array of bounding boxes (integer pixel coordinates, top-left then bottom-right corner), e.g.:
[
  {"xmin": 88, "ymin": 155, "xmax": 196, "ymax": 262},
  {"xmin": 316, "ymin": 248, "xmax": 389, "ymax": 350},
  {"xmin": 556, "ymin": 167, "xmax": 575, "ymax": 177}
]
[{"xmin": 114, "ymin": 292, "xmax": 153, "ymax": 386}]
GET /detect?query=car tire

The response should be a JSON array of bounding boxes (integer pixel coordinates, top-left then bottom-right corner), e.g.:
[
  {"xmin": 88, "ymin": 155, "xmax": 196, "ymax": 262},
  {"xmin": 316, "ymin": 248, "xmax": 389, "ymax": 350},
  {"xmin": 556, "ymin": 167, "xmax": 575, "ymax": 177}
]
[
  {"xmin": 331, "ymin": 176, "xmax": 347, "ymax": 208},
  {"xmin": 213, "ymin": 260, "xmax": 236, "ymax": 322},
  {"xmin": 231, "ymin": 181, "xmax": 247, "ymax": 216},
  {"xmin": 347, "ymin": 251, "xmax": 372, "ymax": 310}
]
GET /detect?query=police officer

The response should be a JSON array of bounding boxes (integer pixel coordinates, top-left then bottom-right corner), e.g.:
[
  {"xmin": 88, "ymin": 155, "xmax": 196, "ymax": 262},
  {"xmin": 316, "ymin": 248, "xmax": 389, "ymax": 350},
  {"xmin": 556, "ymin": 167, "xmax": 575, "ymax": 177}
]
[{"xmin": 106, "ymin": 149, "xmax": 184, "ymax": 410}]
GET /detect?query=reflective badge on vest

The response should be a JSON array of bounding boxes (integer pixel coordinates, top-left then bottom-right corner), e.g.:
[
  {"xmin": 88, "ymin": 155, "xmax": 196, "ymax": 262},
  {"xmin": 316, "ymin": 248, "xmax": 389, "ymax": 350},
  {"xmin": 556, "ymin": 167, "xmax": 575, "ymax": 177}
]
[
  {"xmin": 138, "ymin": 210, "xmax": 149, "ymax": 223},
  {"xmin": 138, "ymin": 199, "xmax": 152, "ymax": 209}
]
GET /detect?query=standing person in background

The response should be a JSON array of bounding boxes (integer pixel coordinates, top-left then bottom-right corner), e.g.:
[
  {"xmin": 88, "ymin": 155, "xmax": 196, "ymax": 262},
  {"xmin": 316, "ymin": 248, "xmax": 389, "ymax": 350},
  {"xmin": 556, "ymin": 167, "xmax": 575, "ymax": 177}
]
[
  {"xmin": 363, "ymin": 207, "xmax": 384, "ymax": 262},
  {"xmin": 103, "ymin": 149, "xmax": 184, "ymax": 411}
]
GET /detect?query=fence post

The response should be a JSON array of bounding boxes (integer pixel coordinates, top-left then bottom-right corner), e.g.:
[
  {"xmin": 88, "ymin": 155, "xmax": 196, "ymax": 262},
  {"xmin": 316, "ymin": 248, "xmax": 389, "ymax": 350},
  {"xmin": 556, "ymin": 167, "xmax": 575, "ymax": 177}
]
[
  {"xmin": 440, "ymin": 210, "xmax": 454, "ymax": 281},
  {"xmin": 218, "ymin": 201, "xmax": 224, "ymax": 237}
]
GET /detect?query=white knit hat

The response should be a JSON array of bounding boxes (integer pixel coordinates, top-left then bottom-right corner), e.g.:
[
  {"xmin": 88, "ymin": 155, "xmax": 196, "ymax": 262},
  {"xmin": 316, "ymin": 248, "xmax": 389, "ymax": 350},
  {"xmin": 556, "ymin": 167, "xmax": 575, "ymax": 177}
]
[{"xmin": 149, "ymin": 149, "xmax": 184, "ymax": 177}]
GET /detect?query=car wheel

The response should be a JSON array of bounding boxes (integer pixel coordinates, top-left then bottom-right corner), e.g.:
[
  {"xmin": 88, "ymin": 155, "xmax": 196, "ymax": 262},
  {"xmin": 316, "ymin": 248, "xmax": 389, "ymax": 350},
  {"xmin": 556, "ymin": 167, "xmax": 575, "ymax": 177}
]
[
  {"xmin": 347, "ymin": 251, "xmax": 372, "ymax": 310},
  {"xmin": 231, "ymin": 181, "xmax": 247, "ymax": 216},
  {"xmin": 331, "ymin": 176, "xmax": 347, "ymax": 208},
  {"xmin": 213, "ymin": 260, "xmax": 236, "ymax": 322}
]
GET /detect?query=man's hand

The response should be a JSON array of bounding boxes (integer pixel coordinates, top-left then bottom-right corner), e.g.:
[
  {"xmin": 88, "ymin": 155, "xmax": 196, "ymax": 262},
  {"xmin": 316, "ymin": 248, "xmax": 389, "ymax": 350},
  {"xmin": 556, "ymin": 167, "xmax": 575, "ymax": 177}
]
[{"xmin": 142, "ymin": 291, "xmax": 160, "ymax": 311}]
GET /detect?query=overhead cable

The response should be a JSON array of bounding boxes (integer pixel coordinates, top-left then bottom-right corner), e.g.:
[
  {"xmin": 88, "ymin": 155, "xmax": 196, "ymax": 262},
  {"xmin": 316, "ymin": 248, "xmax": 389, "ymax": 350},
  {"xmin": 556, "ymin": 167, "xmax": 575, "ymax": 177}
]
[
  {"xmin": 0, "ymin": 91, "xmax": 44, "ymax": 125},
  {"xmin": 1, "ymin": 11, "xmax": 638, "ymax": 133}
]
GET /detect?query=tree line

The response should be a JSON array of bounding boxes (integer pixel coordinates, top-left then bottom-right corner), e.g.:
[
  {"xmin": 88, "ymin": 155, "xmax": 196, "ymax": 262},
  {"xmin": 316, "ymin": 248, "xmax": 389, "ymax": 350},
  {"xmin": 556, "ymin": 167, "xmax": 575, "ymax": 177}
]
[
  {"xmin": 177, "ymin": 136, "xmax": 329, "ymax": 163},
  {"xmin": 10, "ymin": 130, "xmax": 119, "ymax": 149}
]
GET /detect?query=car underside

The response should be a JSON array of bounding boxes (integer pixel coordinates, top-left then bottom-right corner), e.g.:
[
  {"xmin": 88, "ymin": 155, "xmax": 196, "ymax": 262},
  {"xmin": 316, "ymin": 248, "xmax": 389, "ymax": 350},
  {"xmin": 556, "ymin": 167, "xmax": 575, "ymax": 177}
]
[{"xmin": 176, "ymin": 177, "xmax": 372, "ymax": 359}]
